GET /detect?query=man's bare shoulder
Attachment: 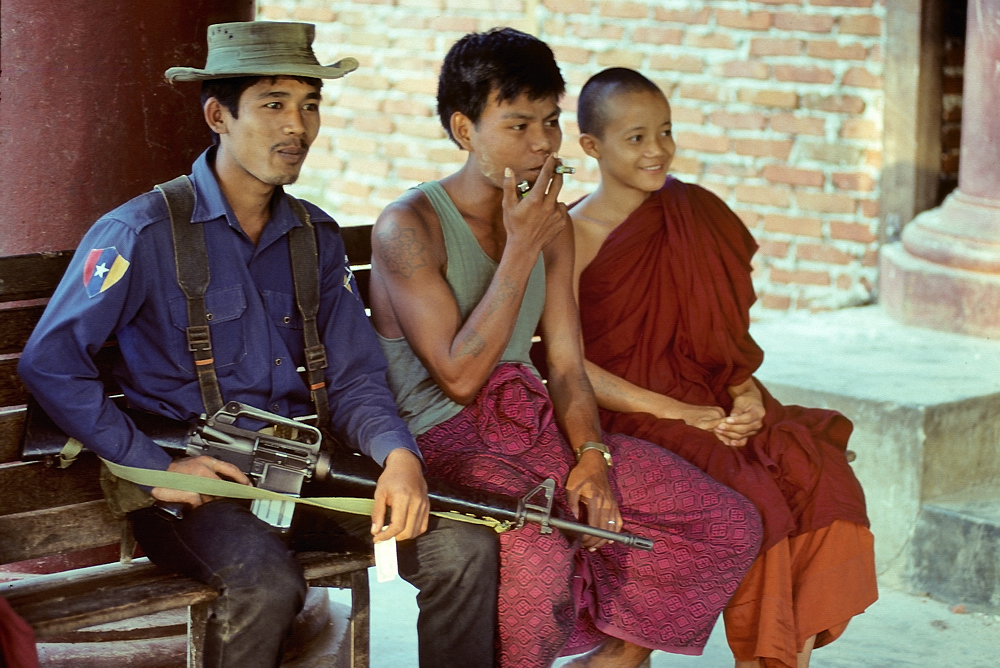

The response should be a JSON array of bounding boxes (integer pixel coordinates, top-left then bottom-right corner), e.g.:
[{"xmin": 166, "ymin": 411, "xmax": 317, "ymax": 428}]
[{"xmin": 373, "ymin": 187, "xmax": 444, "ymax": 279}]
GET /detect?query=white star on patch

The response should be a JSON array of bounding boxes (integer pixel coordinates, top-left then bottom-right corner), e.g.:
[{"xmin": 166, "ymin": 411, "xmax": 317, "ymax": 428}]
[{"xmin": 94, "ymin": 263, "xmax": 109, "ymax": 278}]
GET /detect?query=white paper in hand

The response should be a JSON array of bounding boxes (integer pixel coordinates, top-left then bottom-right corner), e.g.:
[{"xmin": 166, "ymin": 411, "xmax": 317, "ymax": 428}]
[{"xmin": 374, "ymin": 535, "xmax": 398, "ymax": 583}]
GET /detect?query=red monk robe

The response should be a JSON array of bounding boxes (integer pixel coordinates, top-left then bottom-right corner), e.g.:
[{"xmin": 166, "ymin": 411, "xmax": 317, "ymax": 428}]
[{"xmin": 576, "ymin": 176, "xmax": 877, "ymax": 668}]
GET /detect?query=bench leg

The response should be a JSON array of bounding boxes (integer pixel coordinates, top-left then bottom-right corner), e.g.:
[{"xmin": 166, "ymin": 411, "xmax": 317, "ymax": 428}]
[
  {"xmin": 188, "ymin": 601, "xmax": 211, "ymax": 668},
  {"xmin": 348, "ymin": 569, "xmax": 370, "ymax": 668}
]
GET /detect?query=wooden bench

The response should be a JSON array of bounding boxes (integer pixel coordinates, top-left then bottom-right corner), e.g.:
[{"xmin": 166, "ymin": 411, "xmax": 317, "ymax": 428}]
[{"xmin": 0, "ymin": 225, "xmax": 380, "ymax": 667}]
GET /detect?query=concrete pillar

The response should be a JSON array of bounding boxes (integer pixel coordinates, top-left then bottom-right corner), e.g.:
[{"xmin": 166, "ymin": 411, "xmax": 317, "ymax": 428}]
[
  {"xmin": 0, "ymin": 0, "xmax": 254, "ymax": 256},
  {"xmin": 880, "ymin": 0, "xmax": 1000, "ymax": 337}
]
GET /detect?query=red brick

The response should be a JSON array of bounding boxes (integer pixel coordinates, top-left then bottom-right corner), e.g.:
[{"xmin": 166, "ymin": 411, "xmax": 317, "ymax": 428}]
[
  {"xmin": 710, "ymin": 110, "xmax": 767, "ymax": 131},
  {"xmin": 750, "ymin": 38, "xmax": 803, "ymax": 57},
  {"xmin": 337, "ymin": 92, "xmax": 384, "ymax": 112},
  {"xmin": 396, "ymin": 119, "xmax": 446, "ymax": 139},
  {"xmin": 384, "ymin": 141, "xmax": 413, "ymax": 159},
  {"xmin": 759, "ymin": 293, "xmax": 792, "ymax": 310},
  {"xmin": 942, "ymin": 127, "xmax": 962, "ymax": 150},
  {"xmin": 732, "ymin": 139, "xmax": 794, "ymax": 160},
  {"xmin": 812, "ymin": 0, "xmax": 873, "ymax": 5},
  {"xmin": 764, "ymin": 214, "xmax": 824, "ymax": 237},
  {"xmin": 353, "ymin": 116, "xmax": 395, "ymax": 134},
  {"xmin": 774, "ymin": 65, "xmax": 836, "ymax": 84},
  {"xmin": 842, "ymin": 67, "xmax": 883, "ymax": 89},
  {"xmin": 943, "ymin": 75, "xmax": 964, "ymax": 95},
  {"xmin": 633, "ymin": 26, "xmax": 684, "ymax": 45},
  {"xmin": 689, "ymin": 33, "xmax": 736, "ymax": 50},
  {"xmin": 340, "ymin": 180, "xmax": 373, "ymax": 198},
  {"xmin": 943, "ymin": 104, "xmax": 963, "ymax": 123},
  {"xmin": 865, "ymin": 148, "xmax": 882, "ymax": 168},
  {"xmin": 654, "ymin": 7, "xmax": 710, "ymax": 23},
  {"xmin": 292, "ymin": 7, "xmax": 336, "ymax": 21},
  {"xmin": 708, "ymin": 164, "xmax": 758, "ymax": 179},
  {"xmin": 738, "ymin": 89, "xmax": 798, "ymax": 109},
  {"xmin": 836, "ymin": 274, "xmax": 853, "ymax": 290},
  {"xmin": 676, "ymin": 131, "xmax": 730, "ymax": 153},
  {"xmin": 797, "ymin": 243, "xmax": 854, "ymax": 264},
  {"xmin": 338, "ymin": 135, "xmax": 378, "ymax": 154},
  {"xmin": 384, "ymin": 99, "xmax": 434, "ymax": 117},
  {"xmin": 347, "ymin": 75, "xmax": 392, "ymax": 91},
  {"xmin": 840, "ymin": 118, "xmax": 880, "ymax": 140},
  {"xmin": 941, "ymin": 153, "xmax": 961, "ymax": 173},
  {"xmin": 771, "ymin": 268, "xmax": 831, "ymax": 286},
  {"xmin": 716, "ymin": 10, "xmax": 772, "ymax": 31},
  {"xmin": 830, "ymin": 221, "xmax": 876, "ymax": 242},
  {"xmin": 800, "ymin": 94, "xmax": 865, "ymax": 114},
  {"xmin": 769, "ymin": 113, "xmax": 826, "ymax": 136},
  {"xmin": 678, "ymin": 83, "xmax": 722, "ymax": 102},
  {"xmin": 600, "ymin": 1, "xmax": 649, "ymax": 19},
  {"xmin": 308, "ymin": 154, "xmax": 345, "ymax": 171},
  {"xmin": 429, "ymin": 15, "xmax": 479, "ymax": 32},
  {"xmin": 572, "ymin": 23, "xmax": 626, "ymax": 40},
  {"xmin": 860, "ymin": 199, "xmax": 879, "ymax": 217},
  {"xmin": 669, "ymin": 155, "xmax": 701, "ymax": 174},
  {"xmin": 774, "ymin": 12, "xmax": 835, "ymax": 33},
  {"xmin": 597, "ymin": 49, "xmax": 646, "ymax": 68},
  {"xmin": 832, "ymin": 172, "xmax": 876, "ymax": 192},
  {"xmin": 840, "ymin": 14, "xmax": 882, "ymax": 36},
  {"xmin": 427, "ymin": 147, "xmax": 466, "ymax": 163},
  {"xmin": 649, "ymin": 53, "xmax": 704, "ymax": 73},
  {"xmin": 351, "ymin": 158, "xmax": 391, "ymax": 178},
  {"xmin": 807, "ymin": 40, "xmax": 867, "ymax": 60},
  {"xmin": 755, "ymin": 0, "xmax": 802, "ymax": 4},
  {"xmin": 543, "ymin": 0, "xmax": 589, "ymax": 13},
  {"xmin": 722, "ymin": 60, "xmax": 770, "ymax": 80},
  {"xmin": 258, "ymin": 6, "xmax": 289, "ymax": 19},
  {"xmin": 734, "ymin": 209, "xmax": 761, "ymax": 229},
  {"xmin": 758, "ymin": 239, "xmax": 791, "ymax": 258},
  {"xmin": 862, "ymin": 249, "xmax": 879, "ymax": 266},
  {"xmin": 671, "ymin": 105, "xmax": 705, "ymax": 124},
  {"xmin": 797, "ymin": 192, "xmax": 856, "ymax": 214},
  {"xmin": 552, "ymin": 45, "xmax": 592, "ymax": 65},
  {"xmin": 735, "ymin": 184, "xmax": 792, "ymax": 207},
  {"xmin": 763, "ymin": 165, "xmax": 824, "ymax": 187},
  {"xmin": 699, "ymin": 180, "xmax": 731, "ymax": 201}
]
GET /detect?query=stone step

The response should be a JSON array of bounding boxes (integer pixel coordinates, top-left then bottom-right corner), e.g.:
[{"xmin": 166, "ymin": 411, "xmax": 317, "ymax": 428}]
[{"xmin": 908, "ymin": 490, "xmax": 1000, "ymax": 611}]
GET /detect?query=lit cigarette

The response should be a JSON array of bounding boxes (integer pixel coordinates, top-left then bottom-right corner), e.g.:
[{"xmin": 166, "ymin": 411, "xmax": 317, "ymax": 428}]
[{"xmin": 554, "ymin": 165, "xmax": 575, "ymax": 174}]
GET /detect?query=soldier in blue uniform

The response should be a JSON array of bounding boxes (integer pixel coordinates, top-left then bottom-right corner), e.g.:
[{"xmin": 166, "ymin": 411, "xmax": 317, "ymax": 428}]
[{"xmin": 18, "ymin": 21, "xmax": 497, "ymax": 668}]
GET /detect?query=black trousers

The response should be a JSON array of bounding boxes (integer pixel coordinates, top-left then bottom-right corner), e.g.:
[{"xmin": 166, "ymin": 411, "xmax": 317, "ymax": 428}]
[{"xmin": 131, "ymin": 497, "xmax": 498, "ymax": 668}]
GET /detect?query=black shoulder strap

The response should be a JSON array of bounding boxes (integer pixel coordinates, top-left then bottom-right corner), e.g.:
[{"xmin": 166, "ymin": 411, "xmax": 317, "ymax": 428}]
[
  {"xmin": 156, "ymin": 176, "xmax": 225, "ymax": 415},
  {"xmin": 286, "ymin": 196, "xmax": 330, "ymax": 429}
]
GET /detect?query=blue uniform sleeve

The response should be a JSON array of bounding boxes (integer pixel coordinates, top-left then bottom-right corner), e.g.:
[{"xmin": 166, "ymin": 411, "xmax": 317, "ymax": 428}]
[
  {"xmin": 313, "ymin": 219, "xmax": 422, "ymax": 468},
  {"xmin": 18, "ymin": 216, "xmax": 174, "ymax": 472}
]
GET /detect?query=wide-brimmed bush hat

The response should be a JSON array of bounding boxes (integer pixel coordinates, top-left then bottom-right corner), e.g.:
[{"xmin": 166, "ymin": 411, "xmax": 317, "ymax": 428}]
[{"xmin": 165, "ymin": 21, "xmax": 358, "ymax": 82}]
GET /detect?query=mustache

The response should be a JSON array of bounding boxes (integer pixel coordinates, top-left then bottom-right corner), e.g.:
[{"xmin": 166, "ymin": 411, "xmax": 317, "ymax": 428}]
[{"xmin": 272, "ymin": 139, "xmax": 309, "ymax": 152}]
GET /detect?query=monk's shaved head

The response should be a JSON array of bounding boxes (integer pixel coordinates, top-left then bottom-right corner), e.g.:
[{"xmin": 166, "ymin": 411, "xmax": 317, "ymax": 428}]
[{"xmin": 577, "ymin": 68, "xmax": 665, "ymax": 139}]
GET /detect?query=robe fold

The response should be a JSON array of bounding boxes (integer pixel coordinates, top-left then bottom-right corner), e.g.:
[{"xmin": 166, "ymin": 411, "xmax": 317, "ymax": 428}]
[{"xmin": 576, "ymin": 177, "xmax": 877, "ymax": 667}]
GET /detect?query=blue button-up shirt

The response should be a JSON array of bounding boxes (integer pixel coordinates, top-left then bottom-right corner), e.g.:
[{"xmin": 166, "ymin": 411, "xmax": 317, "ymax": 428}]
[{"xmin": 19, "ymin": 148, "xmax": 419, "ymax": 472}]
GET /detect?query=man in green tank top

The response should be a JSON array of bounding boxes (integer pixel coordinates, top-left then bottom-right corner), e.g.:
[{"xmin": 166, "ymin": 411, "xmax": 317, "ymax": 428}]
[{"xmin": 369, "ymin": 28, "xmax": 761, "ymax": 668}]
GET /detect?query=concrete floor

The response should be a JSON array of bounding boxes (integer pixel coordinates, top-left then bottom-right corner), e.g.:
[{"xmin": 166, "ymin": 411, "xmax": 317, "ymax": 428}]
[{"xmin": 353, "ymin": 571, "xmax": 1000, "ymax": 667}]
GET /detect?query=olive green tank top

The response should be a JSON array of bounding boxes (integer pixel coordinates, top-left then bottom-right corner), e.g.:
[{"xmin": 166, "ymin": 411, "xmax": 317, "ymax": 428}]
[{"xmin": 377, "ymin": 181, "xmax": 546, "ymax": 436}]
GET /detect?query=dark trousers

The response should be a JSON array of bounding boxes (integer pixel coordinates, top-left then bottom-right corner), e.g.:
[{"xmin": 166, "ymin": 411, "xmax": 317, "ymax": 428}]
[{"xmin": 130, "ymin": 499, "xmax": 498, "ymax": 668}]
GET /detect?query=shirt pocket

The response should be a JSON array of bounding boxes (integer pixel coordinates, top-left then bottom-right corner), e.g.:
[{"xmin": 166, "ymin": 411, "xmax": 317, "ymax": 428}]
[
  {"xmin": 261, "ymin": 290, "xmax": 302, "ymax": 332},
  {"xmin": 168, "ymin": 284, "xmax": 249, "ymax": 372}
]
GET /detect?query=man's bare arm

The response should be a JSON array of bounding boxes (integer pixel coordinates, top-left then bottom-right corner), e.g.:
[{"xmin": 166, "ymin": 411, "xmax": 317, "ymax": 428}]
[{"xmin": 370, "ymin": 159, "xmax": 567, "ymax": 404}]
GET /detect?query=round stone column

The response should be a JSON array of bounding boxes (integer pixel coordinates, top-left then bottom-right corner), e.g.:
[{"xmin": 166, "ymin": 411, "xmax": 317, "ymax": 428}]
[
  {"xmin": 880, "ymin": 0, "xmax": 1000, "ymax": 337},
  {"xmin": 0, "ymin": 0, "xmax": 254, "ymax": 256}
]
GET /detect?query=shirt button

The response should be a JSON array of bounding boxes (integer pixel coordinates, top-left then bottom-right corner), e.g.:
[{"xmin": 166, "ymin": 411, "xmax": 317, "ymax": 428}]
[
  {"xmin": 283, "ymin": 316, "xmax": 291, "ymax": 324},
  {"xmin": 274, "ymin": 358, "xmax": 282, "ymax": 366},
  {"xmin": 273, "ymin": 404, "xmax": 280, "ymax": 412}
]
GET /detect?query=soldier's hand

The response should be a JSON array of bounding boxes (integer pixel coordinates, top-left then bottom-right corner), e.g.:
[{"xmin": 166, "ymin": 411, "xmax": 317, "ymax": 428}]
[
  {"xmin": 151, "ymin": 455, "xmax": 250, "ymax": 508},
  {"xmin": 371, "ymin": 448, "xmax": 429, "ymax": 542}
]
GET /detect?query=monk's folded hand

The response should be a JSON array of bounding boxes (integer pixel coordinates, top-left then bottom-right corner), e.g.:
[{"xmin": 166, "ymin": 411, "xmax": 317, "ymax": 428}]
[
  {"xmin": 714, "ymin": 394, "xmax": 766, "ymax": 447},
  {"xmin": 371, "ymin": 448, "xmax": 430, "ymax": 543},
  {"xmin": 674, "ymin": 403, "xmax": 726, "ymax": 431},
  {"xmin": 501, "ymin": 157, "xmax": 569, "ymax": 254},
  {"xmin": 565, "ymin": 451, "xmax": 622, "ymax": 551}
]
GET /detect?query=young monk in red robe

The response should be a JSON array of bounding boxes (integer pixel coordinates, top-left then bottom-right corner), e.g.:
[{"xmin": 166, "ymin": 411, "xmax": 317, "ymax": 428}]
[{"xmin": 570, "ymin": 68, "xmax": 878, "ymax": 668}]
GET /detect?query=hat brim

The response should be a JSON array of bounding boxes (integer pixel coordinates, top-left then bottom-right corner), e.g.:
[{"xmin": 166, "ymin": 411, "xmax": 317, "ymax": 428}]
[{"xmin": 164, "ymin": 57, "xmax": 359, "ymax": 83}]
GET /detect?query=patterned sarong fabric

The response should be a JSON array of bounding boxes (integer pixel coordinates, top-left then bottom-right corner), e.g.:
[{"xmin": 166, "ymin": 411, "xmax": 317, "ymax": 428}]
[{"xmin": 418, "ymin": 363, "xmax": 762, "ymax": 667}]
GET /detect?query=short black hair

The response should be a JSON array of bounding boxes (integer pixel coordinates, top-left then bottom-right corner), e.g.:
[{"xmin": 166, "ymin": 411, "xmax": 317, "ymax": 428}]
[
  {"xmin": 437, "ymin": 27, "xmax": 566, "ymax": 146},
  {"xmin": 577, "ymin": 68, "xmax": 664, "ymax": 139},
  {"xmin": 200, "ymin": 76, "xmax": 323, "ymax": 143}
]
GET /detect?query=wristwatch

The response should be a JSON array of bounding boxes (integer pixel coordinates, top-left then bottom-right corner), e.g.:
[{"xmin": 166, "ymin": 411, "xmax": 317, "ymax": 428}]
[{"xmin": 576, "ymin": 441, "xmax": 612, "ymax": 468}]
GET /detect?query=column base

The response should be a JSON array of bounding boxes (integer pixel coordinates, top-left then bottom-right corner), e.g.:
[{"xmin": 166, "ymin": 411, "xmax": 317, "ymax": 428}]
[{"xmin": 880, "ymin": 241, "xmax": 1000, "ymax": 338}]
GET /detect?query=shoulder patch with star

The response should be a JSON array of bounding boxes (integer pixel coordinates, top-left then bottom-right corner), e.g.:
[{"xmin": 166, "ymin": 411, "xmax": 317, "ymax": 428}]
[{"xmin": 83, "ymin": 247, "xmax": 130, "ymax": 297}]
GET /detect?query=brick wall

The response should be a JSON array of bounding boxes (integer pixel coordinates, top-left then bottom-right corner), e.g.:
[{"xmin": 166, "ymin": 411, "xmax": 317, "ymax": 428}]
[
  {"xmin": 939, "ymin": 3, "xmax": 966, "ymax": 205},
  {"xmin": 259, "ymin": 0, "xmax": 886, "ymax": 316}
]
